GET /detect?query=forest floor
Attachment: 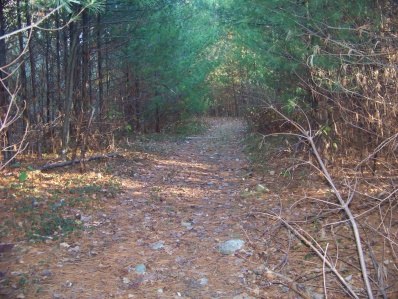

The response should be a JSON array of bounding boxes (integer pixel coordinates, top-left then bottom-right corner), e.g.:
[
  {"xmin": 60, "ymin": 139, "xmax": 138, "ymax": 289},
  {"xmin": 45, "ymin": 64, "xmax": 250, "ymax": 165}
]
[{"xmin": 0, "ymin": 118, "xmax": 395, "ymax": 299}]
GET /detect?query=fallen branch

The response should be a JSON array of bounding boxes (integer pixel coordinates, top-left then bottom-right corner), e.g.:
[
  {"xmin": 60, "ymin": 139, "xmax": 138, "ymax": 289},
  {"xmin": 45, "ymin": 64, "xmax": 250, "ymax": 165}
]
[{"xmin": 36, "ymin": 153, "xmax": 120, "ymax": 171}]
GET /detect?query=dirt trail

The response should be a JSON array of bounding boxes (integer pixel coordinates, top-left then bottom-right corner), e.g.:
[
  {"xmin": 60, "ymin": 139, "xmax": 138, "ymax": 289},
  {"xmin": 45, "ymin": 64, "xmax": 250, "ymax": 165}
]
[
  {"xmin": 62, "ymin": 118, "xmax": 257, "ymax": 299},
  {"xmin": 4, "ymin": 118, "xmax": 285, "ymax": 299}
]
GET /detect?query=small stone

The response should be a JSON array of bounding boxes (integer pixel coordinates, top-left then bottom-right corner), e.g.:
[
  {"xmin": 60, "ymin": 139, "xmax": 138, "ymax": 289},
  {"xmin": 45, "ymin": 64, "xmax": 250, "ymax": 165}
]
[
  {"xmin": 135, "ymin": 264, "xmax": 146, "ymax": 274},
  {"xmin": 42, "ymin": 270, "xmax": 53, "ymax": 276},
  {"xmin": 217, "ymin": 239, "xmax": 245, "ymax": 254},
  {"xmin": 60, "ymin": 242, "xmax": 70, "ymax": 248},
  {"xmin": 152, "ymin": 242, "xmax": 164, "ymax": 250},
  {"xmin": 68, "ymin": 246, "xmax": 80, "ymax": 253},
  {"xmin": 81, "ymin": 216, "xmax": 91, "ymax": 222},
  {"xmin": 199, "ymin": 278, "xmax": 208, "ymax": 285},
  {"xmin": 181, "ymin": 222, "xmax": 192, "ymax": 228},
  {"xmin": 157, "ymin": 289, "xmax": 164, "ymax": 293},
  {"xmin": 232, "ymin": 293, "xmax": 255, "ymax": 299},
  {"xmin": 269, "ymin": 171, "xmax": 275, "ymax": 176},
  {"xmin": 280, "ymin": 285, "xmax": 290, "ymax": 292},
  {"xmin": 53, "ymin": 294, "xmax": 61, "ymax": 299},
  {"xmin": 16, "ymin": 294, "xmax": 25, "ymax": 299}
]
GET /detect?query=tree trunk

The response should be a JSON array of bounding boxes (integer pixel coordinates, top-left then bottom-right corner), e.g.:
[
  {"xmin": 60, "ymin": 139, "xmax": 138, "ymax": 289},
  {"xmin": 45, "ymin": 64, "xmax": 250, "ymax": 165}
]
[
  {"xmin": 17, "ymin": 0, "xmax": 28, "ymax": 128},
  {"xmin": 81, "ymin": 9, "xmax": 89, "ymax": 111},
  {"xmin": 134, "ymin": 76, "xmax": 141, "ymax": 131},
  {"xmin": 0, "ymin": 0, "xmax": 11, "ymax": 164},
  {"xmin": 25, "ymin": 0, "xmax": 37, "ymax": 126},
  {"xmin": 61, "ymin": 19, "xmax": 79, "ymax": 159},
  {"xmin": 97, "ymin": 14, "xmax": 103, "ymax": 131}
]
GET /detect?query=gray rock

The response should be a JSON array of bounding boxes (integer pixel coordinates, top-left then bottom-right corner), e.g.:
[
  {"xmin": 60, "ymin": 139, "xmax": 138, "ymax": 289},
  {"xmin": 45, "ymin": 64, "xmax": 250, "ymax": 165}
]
[
  {"xmin": 217, "ymin": 239, "xmax": 245, "ymax": 254},
  {"xmin": 199, "ymin": 278, "xmax": 208, "ymax": 285},
  {"xmin": 232, "ymin": 293, "xmax": 255, "ymax": 299},
  {"xmin": 42, "ymin": 270, "xmax": 53, "ymax": 276},
  {"xmin": 135, "ymin": 264, "xmax": 146, "ymax": 274},
  {"xmin": 152, "ymin": 242, "xmax": 164, "ymax": 250},
  {"xmin": 181, "ymin": 222, "xmax": 192, "ymax": 228},
  {"xmin": 81, "ymin": 215, "xmax": 92, "ymax": 222}
]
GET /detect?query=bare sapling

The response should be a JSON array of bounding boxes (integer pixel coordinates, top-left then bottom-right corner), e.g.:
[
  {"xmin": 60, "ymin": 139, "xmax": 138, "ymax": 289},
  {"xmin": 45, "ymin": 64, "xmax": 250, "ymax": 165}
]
[
  {"xmin": 0, "ymin": 90, "xmax": 28, "ymax": 170},
  {"xmin": 262, "ymin": 103, "xmax": 374, "ymax": 299}
]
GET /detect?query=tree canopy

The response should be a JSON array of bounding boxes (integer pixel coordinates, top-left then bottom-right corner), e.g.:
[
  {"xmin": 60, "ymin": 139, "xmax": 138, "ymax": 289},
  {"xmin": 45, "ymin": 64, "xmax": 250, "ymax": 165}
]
[{"xmin": 0, "ymin": 0, "xmax": 397, "ymax": 162}]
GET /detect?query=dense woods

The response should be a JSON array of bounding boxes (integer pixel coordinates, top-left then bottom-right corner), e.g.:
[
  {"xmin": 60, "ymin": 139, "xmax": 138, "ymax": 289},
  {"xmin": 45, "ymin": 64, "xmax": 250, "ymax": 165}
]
[
  {"xmin": 1, "ymin": 1, "xmax": 398, "ymax": 297},
  {"xmin": 1, "ymin": 0, "xmax": 397, "ymax": 166}
]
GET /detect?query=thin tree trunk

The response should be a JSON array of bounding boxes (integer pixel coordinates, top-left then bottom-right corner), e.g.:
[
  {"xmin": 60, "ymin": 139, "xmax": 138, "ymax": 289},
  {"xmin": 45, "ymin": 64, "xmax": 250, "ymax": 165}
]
[
  {"xmin": 155, "ymin": 103, "xmax": 160, "ymax": 132},
  {"xmin": 81, "ymin": 9, "xmax": 89, "ymax": 110},
  {"xmin": 134, "ymin": 76, "xmax": 140, "ymax": 131},
  {"xmin": 61, "ymin": 19, "xmax": 79, "ymax": 159},
  {"xmin": 25, "ymin": 0, "xmax": 40, "ymax": 158},
  {"xmin": 97, "ymin": 14, "xmax": 103, "ymax": 132},
  {"xmin": 45, "ymin": 32, "xmax": 51, "ymax": 125},
  {"xmin": 17, "ymin": 0, "xmax": 28, "ymax": 129},
  {"xmin": 0, "ymin": 0, "xmax": 11, "ymax": 163}
]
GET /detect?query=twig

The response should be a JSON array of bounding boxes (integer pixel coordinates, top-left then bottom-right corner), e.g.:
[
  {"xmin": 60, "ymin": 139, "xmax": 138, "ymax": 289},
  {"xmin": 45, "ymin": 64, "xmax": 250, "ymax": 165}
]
[
  {"xmin": 262, "ymin": 267, "xmax": 323, "ymax": 299},
  {"xmin": 36, "ymin": 153, "xmax": 120, "ymax": 170},
  {"xmin": 262, "ymin": 211, "xmax": 360, "ymax": 299}
]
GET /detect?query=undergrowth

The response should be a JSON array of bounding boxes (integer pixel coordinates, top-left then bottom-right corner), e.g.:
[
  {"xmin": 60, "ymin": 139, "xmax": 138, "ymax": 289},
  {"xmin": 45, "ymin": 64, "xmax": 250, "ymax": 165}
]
[
  {"xmin": 243, "ymin": 131, "xmax": 296, "ymax": 174},
  {"xmin": 0, "ymin": 165, "xmax": 122, "ymax": 242},
  {"xmin": 168, "ymin": 117, "xmax": 210, "ymax": 138}
]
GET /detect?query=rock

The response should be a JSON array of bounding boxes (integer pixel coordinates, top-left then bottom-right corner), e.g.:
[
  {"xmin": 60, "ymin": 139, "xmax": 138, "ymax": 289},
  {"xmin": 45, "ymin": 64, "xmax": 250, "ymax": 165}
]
[
  {"xmin": 42, "ymin": 270, "xmax": 53, "ymax": 276},
  {"xmin": 269, "ymin": 170, "xmax": 275, "ymax": 176},
  {"xmin": 199, "ymin": 278, "xmax": 208, "ymax": 285},
  {"xmin": 217, "ymin": 239, "xmax": 245, "ymax": 254},
  {"xmin": 81, "ymin": 215, "xmax": 92, "ymax": 222},
  {"xmin": 68, "ymin": 246, "xmax": 80, "ymax": 253},
  {"xmin": 60, "ymin": 242, "xmax": 70, "ymax": 248},
  {"xmin": 135, "ymin": 264, "xmax": 146, "ymax": 274},
  {"xmin": 152, "ymin": 242, "xmax": 164, "ymax": 250},
  {"xmin": 232, "ymin": 293, "xmax": 255, "ymax": 299},
  {"xmin": 181, "ymin": 222, "xmax": 192, "ymax": 228}
]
